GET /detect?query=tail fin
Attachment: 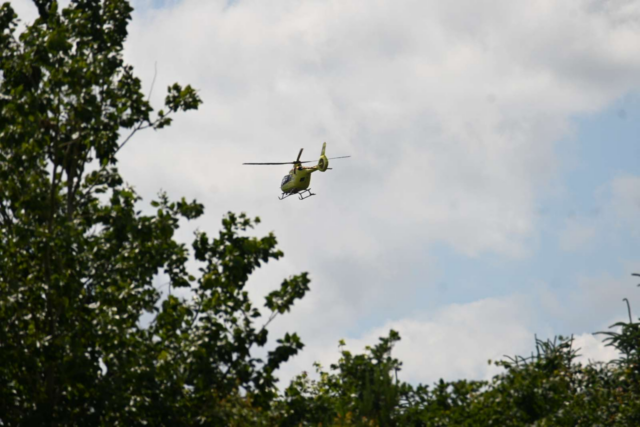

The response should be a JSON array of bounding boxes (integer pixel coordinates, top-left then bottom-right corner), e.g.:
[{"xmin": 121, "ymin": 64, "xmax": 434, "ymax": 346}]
[{"xmin": 318, "ymin": 142, "xmax": 329, "ymax": 172}]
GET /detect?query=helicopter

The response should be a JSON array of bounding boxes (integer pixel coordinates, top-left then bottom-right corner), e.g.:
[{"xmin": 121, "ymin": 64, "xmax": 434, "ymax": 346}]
[{"xmin": 243, "ymin": 142, "xmax": 350, "ymax": 200}]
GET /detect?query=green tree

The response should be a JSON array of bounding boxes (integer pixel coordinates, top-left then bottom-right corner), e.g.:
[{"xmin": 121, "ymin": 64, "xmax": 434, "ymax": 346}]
[
  {"xmin": 278, "ymin": 331, "xmax": 406, "ymax": 427},
  {"xmin": 0, "ymin": 0, "xmax": 308, "ymax": 425}
]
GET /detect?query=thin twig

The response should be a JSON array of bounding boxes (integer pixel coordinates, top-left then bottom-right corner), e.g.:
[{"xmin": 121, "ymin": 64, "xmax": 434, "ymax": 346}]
[
  {"xmin": 114, "ymin": 122, "xmax": 144, "ymax": 156},
  {"xmin": 147, "ymin": 62, "xmax": 158, "ymax": 102},
  {"xmin": 113, "ymin": 62, "xmax": 159, "ymax": 156},
  {"xmin": 259, "ymin": 311, "xmax": 278, "ymax": 335}
]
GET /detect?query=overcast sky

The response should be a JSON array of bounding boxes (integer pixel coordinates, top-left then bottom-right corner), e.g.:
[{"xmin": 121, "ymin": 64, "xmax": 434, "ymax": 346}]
[{"xmin": 10, "ymin": 0, "xmax": 640, "ymax": 386}]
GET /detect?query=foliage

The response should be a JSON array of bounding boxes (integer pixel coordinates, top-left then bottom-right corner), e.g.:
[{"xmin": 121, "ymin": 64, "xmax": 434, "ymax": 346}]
[
  {"xmin": 275, "ymin": 330, "xmax": 405, "ymax": 427},
  {"xmin": 0, "ymin": 0, "xmax": 308, "ymax": 424}
]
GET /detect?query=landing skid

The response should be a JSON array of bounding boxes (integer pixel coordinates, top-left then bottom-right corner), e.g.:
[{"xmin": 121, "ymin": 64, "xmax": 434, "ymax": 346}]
[
  {"xmin": 297, "ymin": 189, "xmax": 315, "ymax": 200},
  {"xmin": 278, "ymin": 192, "xmax": 294, "ymax": 200},
  {"xmin": 278, "ymin": 189, "xmax": 316, "ymax": 201}
]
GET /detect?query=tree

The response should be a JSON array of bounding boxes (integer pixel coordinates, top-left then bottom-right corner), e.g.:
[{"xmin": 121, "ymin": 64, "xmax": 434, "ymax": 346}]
[
  {"xmin": 278, "ymin": 331, "xmax": 406, "ymax": 427},
  {"xmin": 0, "ymin": 0, "xmax": 309, "ymax": 424}
]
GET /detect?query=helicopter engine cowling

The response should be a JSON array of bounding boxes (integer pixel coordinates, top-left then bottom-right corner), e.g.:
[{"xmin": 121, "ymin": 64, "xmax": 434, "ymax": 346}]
[{"xmin": 318, "ymin": 155, "xmax": 329, "ymax": 172}]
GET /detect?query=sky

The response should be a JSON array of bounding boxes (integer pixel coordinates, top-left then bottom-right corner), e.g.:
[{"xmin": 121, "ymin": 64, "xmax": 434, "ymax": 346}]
[{"xmin": 9, "ymin": 0, "xmax": 640, "ymax": 386}]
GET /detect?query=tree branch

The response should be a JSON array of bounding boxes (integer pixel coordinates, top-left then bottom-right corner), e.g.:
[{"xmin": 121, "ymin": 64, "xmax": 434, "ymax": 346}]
[
  {"xmin": 147, "ymin": 61, "xmax": 157, "ymax": 102},
  {"xmin": 258, "ymin": 311, "xmax": 278, "ymax": 338}
]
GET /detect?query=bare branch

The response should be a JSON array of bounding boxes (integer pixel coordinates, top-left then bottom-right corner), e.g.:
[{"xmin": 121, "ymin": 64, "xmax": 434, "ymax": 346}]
[
  {"xmin": 147, "ymin": 61, "xmax": 158, "ymax": 102},
  {"xmin": 259, "ymin": 311, "xmax": 278, "ymax": 336},
  {"xmin": 114, "ymin": 121, "xmax": 144, "ymax": 156},
  {"xmin": 113, "ymin": 62, "xmax": 159, "ymax": 157}
]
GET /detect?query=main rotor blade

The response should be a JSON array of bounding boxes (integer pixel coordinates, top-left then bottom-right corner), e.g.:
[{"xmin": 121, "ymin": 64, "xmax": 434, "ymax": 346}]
[
  {"xmin": 242, "ymin": 151, "xmax": 349, "ymax": 166},
  {"xmin": 243, "ymin": 162, "xmax": 295, "ymax": 165},
  {"xmin": 288, "ymin": 156, "xmax": 350, "ymax": 164},
  {"xmin": 243, "ymin": 161, "xmax": 315, "ymax": 165}
]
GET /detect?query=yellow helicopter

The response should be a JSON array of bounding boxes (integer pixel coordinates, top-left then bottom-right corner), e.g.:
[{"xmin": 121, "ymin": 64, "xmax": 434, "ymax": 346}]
[{"xmin": 243, "ymin": 142, "xmax": 350, "ymax": 200}]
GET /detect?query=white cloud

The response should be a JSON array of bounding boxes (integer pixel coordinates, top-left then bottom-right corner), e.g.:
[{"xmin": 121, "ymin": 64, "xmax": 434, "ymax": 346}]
[
  {"xmin": 355, "ymin": 297, "xmax": 536, "ymax": 384},
  {"xmin": 7, "ymin": 0, "xmax": 37, "ymax": 27},
  {"xmin": 273, "ymin": 296, "xmax": 536, "ymax": 386},
  {"xmin": 574, "ymin": 332, "xmax": 619, "ymax": 365}
]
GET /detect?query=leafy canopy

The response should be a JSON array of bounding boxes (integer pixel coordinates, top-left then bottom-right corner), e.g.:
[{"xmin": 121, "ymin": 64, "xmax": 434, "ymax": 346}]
[{"xmin": 0, "ymin": 0, "xmax": 309, "ymax": 425}]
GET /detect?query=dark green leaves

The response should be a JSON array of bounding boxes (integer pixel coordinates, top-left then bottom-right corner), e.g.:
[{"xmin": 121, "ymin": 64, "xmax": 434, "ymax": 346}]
[
  {"xmin": 176, "ymin": 197, "xmax": 204, "ymax": 220},
  {"xmin": 165, "ymin": 83, "xmax": 201, "ymax": 113},
  {"xmin": 267, "ymin": 333, "xmax": 304, "ymax": 372},
  {"xmin": 0, "ymin": 3, "xmax": 16, "ymax": 36},
  {"xmin": 0, "ymin": 0, "xmax": 306, "ymax": 424},
  {"xmin": 265, "ymin": 274, "xmax": 310, "ymax": 314},
  {"xmin": 154, "ymin": 83, "xmax": 201, "ymax": 130}
]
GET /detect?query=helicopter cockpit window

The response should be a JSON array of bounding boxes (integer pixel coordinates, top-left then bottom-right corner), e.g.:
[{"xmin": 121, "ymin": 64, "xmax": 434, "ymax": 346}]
[{"xmin": 281, "ymin": 175, "xmax": 292, "ymax": 185}]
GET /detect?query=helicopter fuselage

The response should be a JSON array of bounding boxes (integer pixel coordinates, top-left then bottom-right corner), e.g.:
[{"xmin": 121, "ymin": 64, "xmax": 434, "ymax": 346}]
[{"xmin": 280, "ymin": 166, "xmax": 318, "ymax": 194}]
